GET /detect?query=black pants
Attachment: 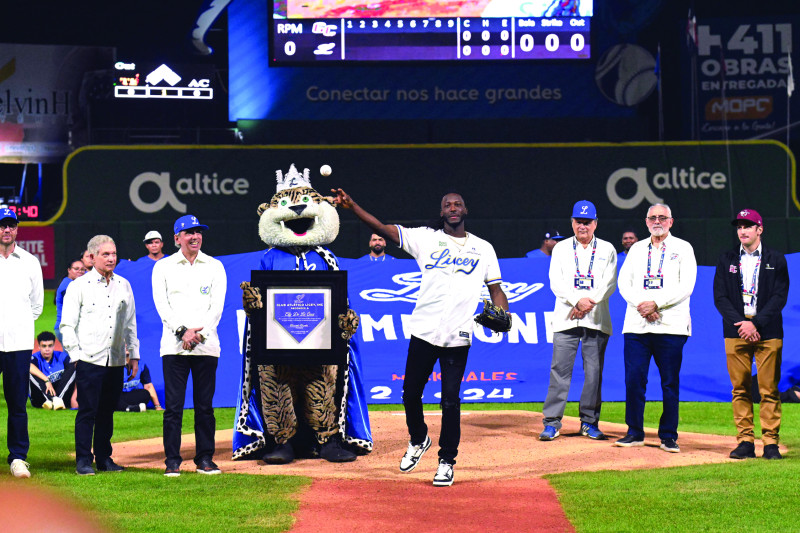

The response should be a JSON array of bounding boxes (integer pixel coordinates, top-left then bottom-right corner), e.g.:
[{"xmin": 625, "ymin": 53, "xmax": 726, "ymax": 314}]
[
  {"xmin": 0, "ymin": 350, "xmax": 31, "ymax": 463},
  {"xmin": 402, "ymin": 336, "xmax": 469, "ymax": 465},
  {"xmin": 75, "ymin": 361, "xmax": 124, "ymax": 465},
  {"xmin": 29, "ymin": 364, "xmax": 76, "ymax": 408},
  {"xmin": 117, "ymin": 389, "xmax": 152, "ymax": 411},
  {"xmin": 162, "ymin": 355, "xmax": 218, "ymax": 466}
]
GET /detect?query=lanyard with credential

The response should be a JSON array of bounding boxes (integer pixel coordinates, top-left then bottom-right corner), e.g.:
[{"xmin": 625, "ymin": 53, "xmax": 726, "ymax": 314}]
[
  {"xmin": 573, "ymin": 237, "xmax": 596, "ymax": 289},
  {"xmin": 646, "ymin": 242, "xmax": 666, "ymax": 278},
  {"xmin": 574, "ymin": 237, "xmax": 597, "ymax": 276},
  {"xmin": 644, "ymin": 242, "xmax": 666, "ymax": 290},
  {"xmin": 739, "ymin": 252, "xmax": 761, "ymax": 303}
]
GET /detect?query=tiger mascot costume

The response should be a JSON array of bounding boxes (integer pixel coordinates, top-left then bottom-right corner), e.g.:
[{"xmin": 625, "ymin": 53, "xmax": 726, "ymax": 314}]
[{"xmin": 232, "ymin": 164, "xmax": 372, "ymax": 463}]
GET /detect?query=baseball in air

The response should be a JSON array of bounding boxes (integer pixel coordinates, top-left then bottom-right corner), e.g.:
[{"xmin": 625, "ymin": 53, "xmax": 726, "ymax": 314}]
[{"xmin": 320, "ymin": 165, "xmax": 332, "ymax": 176}]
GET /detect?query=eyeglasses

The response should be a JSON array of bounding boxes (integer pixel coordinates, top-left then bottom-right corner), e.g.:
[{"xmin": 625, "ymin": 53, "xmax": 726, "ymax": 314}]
[{"xmin": 646, "ymin": 216, "xmax": 671, "ymax": 223}]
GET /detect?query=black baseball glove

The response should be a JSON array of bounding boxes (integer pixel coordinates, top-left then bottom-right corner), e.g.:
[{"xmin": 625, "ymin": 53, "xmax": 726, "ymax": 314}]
[{"xmin": 474, "ymin": 300, "xmax": 512, "ymax": 333}]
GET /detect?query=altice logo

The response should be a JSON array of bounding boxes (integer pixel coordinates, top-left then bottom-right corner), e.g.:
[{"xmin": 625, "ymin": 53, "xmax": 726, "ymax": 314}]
[
  {"xmin": 129, "ymin": 171, "xmax": 251, "ymax": 214},
  {"xmin": 606, "ymin": 167, "xmax": 728, "ymax": 209}
]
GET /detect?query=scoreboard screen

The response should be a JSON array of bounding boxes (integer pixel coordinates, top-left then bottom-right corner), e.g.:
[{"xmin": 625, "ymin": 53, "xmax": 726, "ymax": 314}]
[{"xmin": 269, "ymin": 0, "xmax": 593, "ymax": 64}]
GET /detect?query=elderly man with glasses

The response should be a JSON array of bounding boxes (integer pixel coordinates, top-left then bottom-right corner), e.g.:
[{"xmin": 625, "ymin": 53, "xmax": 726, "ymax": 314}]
[{"xmin": 614, "ymin": 204, "xmax": 697, "ymax": 453}]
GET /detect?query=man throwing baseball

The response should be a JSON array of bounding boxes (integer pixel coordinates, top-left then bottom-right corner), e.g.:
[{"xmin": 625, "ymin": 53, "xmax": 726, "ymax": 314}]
[{"xmin": 332, "ymin": 188, "xmax": 508, "ymax": 487}]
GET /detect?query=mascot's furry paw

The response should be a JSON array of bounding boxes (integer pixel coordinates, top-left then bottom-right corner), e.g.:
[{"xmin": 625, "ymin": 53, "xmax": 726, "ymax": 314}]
[
  {"xmin": 338, "ymin": 308, "xmax": 359, "ymax": 341},
  {"xmin": 240, "ymin": 281, "xmax": 263, "ymax": 315}
]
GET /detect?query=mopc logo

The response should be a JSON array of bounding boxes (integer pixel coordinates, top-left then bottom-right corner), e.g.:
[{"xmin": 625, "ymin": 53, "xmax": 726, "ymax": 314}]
[
  {"xmin": 129, "ymin": 171, "xmax": 250, "ymax": 214},
  {"xmin": 606, "ymin": 166, "xmax": 728, "ymax": 209}
]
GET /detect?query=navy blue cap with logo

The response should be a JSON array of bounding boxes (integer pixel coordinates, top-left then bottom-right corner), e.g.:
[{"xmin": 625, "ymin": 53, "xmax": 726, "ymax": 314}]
[{"xmin": 174, "ymin": 214, "xmax": 209, "ymax": 234}]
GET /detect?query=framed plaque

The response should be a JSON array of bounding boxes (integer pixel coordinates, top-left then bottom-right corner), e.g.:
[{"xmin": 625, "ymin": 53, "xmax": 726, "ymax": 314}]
[{"xmin": 250, "ymin": 270, "xmax": 348, "ymax": 365}]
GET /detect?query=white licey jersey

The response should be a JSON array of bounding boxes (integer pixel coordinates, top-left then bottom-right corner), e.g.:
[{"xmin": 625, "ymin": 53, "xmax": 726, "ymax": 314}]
[{"xmin": 397, "ymin": 225, "xmax": 503, "ymax": 347}]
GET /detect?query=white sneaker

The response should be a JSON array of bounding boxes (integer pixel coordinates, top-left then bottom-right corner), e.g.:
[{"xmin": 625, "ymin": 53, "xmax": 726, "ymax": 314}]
[
  {"xmin": 433, "ymin": 459, "xmax": 454, "ymax": 487},
  {"xmin": 10, "ymin": 459, "xmax": 31, "ymax": 479},
  {"xmin": 42, "ymin": 400, "xmax": 53, "ymax": 410},
  {"xmin": 139, "ymin": 403, "xmax": 147, "ymax": 412},
  {"xmin": 399, "ymin": 435, "xmax": 432, "ymax": 473},
  {"xmin": 52, "ymin": 397, "xmax": 66, "ymax": 411}
]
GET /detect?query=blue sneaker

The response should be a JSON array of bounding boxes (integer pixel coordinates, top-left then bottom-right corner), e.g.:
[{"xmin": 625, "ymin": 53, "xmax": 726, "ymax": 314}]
[
  {"xmin": 539, "ymin": 425, "xmax": 560, "ymax": 441},
  {"xmin": 580, "ymin": 422, "xmax": 607, "ymax": 440}
]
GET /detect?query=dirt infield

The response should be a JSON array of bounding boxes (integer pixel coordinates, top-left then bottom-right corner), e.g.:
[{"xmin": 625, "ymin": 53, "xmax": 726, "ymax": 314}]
[{"xmin": 114, "ymin": 411, "xmax": 767, "ymax": 531}]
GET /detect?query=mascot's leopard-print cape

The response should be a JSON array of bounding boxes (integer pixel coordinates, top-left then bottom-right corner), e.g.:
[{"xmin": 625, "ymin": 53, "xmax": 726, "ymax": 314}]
[{"xmin": 232, "ymin": 246, "xmax": 372, "ymax": 459}]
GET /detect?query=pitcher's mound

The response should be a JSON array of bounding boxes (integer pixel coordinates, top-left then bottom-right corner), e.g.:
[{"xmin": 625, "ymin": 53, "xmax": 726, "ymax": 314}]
[{"xmin": 114, "ymin": 410, "xmax": 747, "ymax": 479}]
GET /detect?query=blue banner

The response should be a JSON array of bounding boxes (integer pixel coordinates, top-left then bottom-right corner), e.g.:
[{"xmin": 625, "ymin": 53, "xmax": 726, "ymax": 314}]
[{"xmin": 115, "ymin": 252, "xmax": 800, "ymax": 408}]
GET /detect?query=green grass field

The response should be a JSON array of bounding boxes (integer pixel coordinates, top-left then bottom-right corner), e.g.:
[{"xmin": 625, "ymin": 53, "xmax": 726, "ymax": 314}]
[
  {"xmin": 16, "ymin": 290, "xmax": 799, "ymax": 532},
  {"xmin": 2, "ymin": 400, "xmax": 797, "ymax": 532}
]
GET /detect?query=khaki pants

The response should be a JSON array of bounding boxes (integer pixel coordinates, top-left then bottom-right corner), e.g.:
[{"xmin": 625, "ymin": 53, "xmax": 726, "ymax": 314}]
[{"xmin": 725, "ymin": 338, "xmax": 782, "ymax": 445}]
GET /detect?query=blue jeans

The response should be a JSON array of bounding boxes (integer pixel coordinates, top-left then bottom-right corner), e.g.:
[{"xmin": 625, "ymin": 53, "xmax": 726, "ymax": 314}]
[
  {"xmin": 623, "ymin": 333, "xmax": 687, "ymax": 441},
  {"xmin": 0, "ymin": 350, "xmax": 31, "ymax": 463}
]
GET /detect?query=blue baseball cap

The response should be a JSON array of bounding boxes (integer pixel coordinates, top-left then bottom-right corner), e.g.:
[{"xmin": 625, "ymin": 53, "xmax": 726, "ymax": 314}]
[
  {"xmin": 571, "ymin": 200, "xmax": 597, "ymax": 220},
  {"xmin": 544, "ymin": 229, "xmax": 565, "ymax": 241},
  {"xmin": 174, "ymin": 215, "xmax": 209, "ymax": 234},
  {"xmin": 0, "ymin": 207, "xmax": 18, "ymax": 223}
]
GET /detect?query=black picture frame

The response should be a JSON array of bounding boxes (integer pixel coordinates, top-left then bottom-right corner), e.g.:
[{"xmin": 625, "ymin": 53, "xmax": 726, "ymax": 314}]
[{"xmin": 249, "ymin": 270, "xmax": 348, "ymax": 365}]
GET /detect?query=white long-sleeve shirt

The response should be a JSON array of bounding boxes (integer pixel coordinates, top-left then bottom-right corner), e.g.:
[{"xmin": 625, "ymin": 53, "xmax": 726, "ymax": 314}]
[
  {"xmin": 60, "ymin": 269, "xmax": 139, "ymax": 366},
  {"xmin": 152, "ymin": 249, "xmax": 227, "ymax": 357},
  {"xmin": 0, "ymin": 244, "xmax": 43, "ymax": 351},
  {"xmin": 618, "ymin": 233, "xmax": 697, "ymax": 335},
  {"xmin": 549, "ymin": 236, "xmax": 617, "ymax": 335}
]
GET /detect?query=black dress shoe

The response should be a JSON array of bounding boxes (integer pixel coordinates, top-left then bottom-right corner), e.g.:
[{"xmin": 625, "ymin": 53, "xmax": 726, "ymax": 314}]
[
  {"xmin": 319, "ymin": 439, "xmax": 357, "ymax": 463},
  {"xmin": 97, "ymin": 458, "xmax": 124, "ymax": 472},
  {"xmin": 263, "ymin": 443, "xmax": 295, "ymax": 465},
  {"xmin": 729, "ymin": 441, "xmax": 756, "ymax": 459},
  {"xmin": 76, "ymin": 462, "xmax": 96, "ymax": 476},
  {"xmin": 763, "ymin": 444, "xmax": 783, "ymax": 460}
]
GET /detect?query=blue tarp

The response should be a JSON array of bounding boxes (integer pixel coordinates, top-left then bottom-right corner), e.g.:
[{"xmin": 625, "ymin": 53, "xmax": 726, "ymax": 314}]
[{"xmin": 114, "ymin": 252, "xmax": 800, "ymax": 408}]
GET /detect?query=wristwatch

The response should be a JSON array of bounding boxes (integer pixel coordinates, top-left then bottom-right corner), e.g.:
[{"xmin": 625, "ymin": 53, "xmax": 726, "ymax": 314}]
[{"xmin": 175, "ymin": 326, "xmax": 188, "ymax": 340}]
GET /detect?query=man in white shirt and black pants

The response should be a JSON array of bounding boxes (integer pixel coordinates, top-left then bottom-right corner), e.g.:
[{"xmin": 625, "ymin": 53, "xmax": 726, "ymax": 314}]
[
  {"xmin": 615, "ymin": 204, "xmax": 697, "ymax": 453},
  {"xmin": 61, "ymin": 235, "xmax": 139, "ymax": 475},
  {"xmin": 0, "ymin": 207, "xmax": 43, "ymax": 478},
  {"xmin": 152, "ymin": 215, "xmax": 227, "ymax": 477},
  {"xmin": 540, "ymin": 201, "xmax": 617, "ymax": 442},
  {"xmin": 333, "ymin": 188, "xmax": 509, "ymax": 487}
]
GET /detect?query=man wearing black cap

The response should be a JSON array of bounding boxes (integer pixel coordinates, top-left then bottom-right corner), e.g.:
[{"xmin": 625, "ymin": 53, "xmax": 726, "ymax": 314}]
[
  {"xmin": 0, "ymin": 207, "xmax": 43, "ymax": 478},
  {"xmin": 713, "ymin": 208, "xmax": 789, "ymax": 460},
  {"xmin": 152, "ymin": 215, "xmax": 227, "ymax": 476},
  {"xmin": 525, "ymin": 229, "xmax": 565, "ymax": 258}
]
